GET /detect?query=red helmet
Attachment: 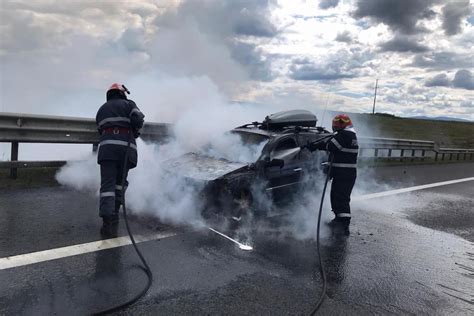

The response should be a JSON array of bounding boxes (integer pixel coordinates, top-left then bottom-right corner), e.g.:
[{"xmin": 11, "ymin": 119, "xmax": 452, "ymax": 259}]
[
  {"xmin": 106, "ymin": 83, "xmax": 129, "ymax": 100},
  {"xmin": 107, "ymin": 83, "xmax": 126, "ymax": 93},
  {"xmin": 332, "ymin": 114, "xmax": 352, "ymax": 131}
]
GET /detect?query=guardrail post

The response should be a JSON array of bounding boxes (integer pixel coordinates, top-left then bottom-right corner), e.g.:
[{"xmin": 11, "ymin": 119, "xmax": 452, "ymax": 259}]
[
  {"xmin": 374, "ymin": 149, "xmax": 378, "ymax": 158},
  {"xmin": 421, "ymin": 150, "xmax": 425, "ymax": 162},
  {"xmin": 457, "ymin": 153, "xmax": 460, "ymax": 161},
  {"xmin": 400, "ymin": 149, "xmax": 404, "ymax": 162},
  {"xmin": 411, "ymin": 149, "xmax": 415, "ymax": 162},
  {"xmin": 449, "ymin": 153, "xmax": 453, "ymax": 160},
  {"xmin": 435, "ymin": 152, "xmax": 438, "ymax": 161},
  {"xmin": 10, "ymin": 141, "xmax": 19, "ymax": 179},
  {"xmin": 388, "ymin": 149, "xmax": 392, "ymax": 157}
]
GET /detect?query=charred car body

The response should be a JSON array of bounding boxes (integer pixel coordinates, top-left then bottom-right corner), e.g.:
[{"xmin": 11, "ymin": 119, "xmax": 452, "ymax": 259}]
[{"xmin": 166, "ymin": 110, "xmax": 332, "ymax": 220}]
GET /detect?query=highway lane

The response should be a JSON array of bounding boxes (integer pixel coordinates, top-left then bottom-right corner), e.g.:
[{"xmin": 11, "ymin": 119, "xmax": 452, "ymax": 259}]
[{"xmin": 0, "ymin": 162, "xmax": 473, "ymax": 315}]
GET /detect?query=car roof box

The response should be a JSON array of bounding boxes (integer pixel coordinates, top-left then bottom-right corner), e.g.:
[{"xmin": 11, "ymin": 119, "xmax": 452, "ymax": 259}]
[{"xmin": 263, "ymin": 109, "xmax": 317, "ymax": 129}]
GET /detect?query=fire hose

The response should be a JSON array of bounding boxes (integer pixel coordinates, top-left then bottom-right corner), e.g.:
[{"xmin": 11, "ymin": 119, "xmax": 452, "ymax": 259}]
[{"xmin": 310, "ymin": 152, "xmax": 334, "ymax": 315}]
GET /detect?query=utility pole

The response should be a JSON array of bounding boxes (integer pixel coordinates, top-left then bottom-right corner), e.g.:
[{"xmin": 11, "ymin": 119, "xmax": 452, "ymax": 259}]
[{"xmin": 372, "ymin": 78, "xmax": 378, "ymax": 114}]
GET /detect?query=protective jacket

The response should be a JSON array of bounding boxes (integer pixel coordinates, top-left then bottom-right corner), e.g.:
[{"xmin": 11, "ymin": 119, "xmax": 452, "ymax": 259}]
[
  {"xmin": 95, "ymin": 94, "xmax": 145, "ymax": 169},
  {"xmin": 325, "ymin": 127, "xmax": 358, "ymax": 177},
  {"xmin": 308, "ymin": 127, "xmax": 358, "ymax": 220},
  {"xmin": 308, "ymin": 128, "xmax": 358, "ymax": 174}
]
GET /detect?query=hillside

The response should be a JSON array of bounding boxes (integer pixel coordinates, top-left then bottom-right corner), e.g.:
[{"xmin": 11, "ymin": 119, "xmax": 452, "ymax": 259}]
[{"xmin": 348, "ymin": 113, "xmax": 474, "ymax": 149}]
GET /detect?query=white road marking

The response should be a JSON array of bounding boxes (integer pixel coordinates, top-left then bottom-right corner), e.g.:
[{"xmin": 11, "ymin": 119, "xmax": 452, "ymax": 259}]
[
  {"xmin": 2, "ymin": 177, "xmax": 472, "ymax": 270},
  {"xmin": 352, "ymin": 177, "xmax": 474, "ymax": 201},
  {"xmin": 0, "ymin": 231, "xmax": 176, "ymax": 271},
  {"xmin": 207, "ymin": 227, "xmax": 253, "ymax": 251}
]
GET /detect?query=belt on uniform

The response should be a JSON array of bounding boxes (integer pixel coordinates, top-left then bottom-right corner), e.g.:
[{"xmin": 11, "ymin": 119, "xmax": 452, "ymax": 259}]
[{"xmin": 102, "ymin": 127, "xmax": 131, "ymax": 135}]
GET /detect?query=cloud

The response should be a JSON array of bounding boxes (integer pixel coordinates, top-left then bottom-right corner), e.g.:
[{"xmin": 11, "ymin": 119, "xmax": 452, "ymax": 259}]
[
  {"xmin": 120, "ymin": 27, "xmax": 147, "ymax": 52},
  {"xmin": 424, "ymin": 70, "xmax": 474, "ymax": 90},
  {"xmin": 460, "ymin": 99, "xmax": 473, "ymax": 108},
  {"xmin": 441, "ymin": 1, "xmax": 472, "ymax": 35},
  {"xmin": 155, "ymin": 0, "xmax": 278, "ymax": 81},
  {"xmin": 289, "ymin": 48, "xmax": 373, "ymax": 81},
  {"xmin": 353, "ymin": 0, "xmax": 439, "ymax": 35},
  {"xmin": 319, "ymin": 0, "xmax": 340, "ymax": 9},
  {"xmin": 335, "ymin": 30, "xmax": 353, "ymax": 43},
  {"xmin": 424, "ymin": 73, "xmax": 450, "ymax": 87},
  {"xmin": 380, "ymin": 36, "xmax": 429, "ymax": 53},
  {"xmin": 230, "ymin": 42, "xmax": 275, "ymax": 81},
  {"xmin": 159, "ymin": 0, "xmax": 278, "ymax": 38},
  {"xmin": 452, "ymin": 69, "xmax": 474, "ymax": 90},
  {"xmin": 410, "ymin": 52, "xmax": 473, "ymax": 70},
  {"xmin": 0, "ymin": 0, "xmax": 281, "ymax": 116}
]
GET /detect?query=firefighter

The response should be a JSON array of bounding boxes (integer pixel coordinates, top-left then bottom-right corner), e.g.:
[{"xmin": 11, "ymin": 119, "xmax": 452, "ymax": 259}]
[
  {"xmin": 305, "ymin": 114, "xmax": 358, "ymax": 233},
  {"xmin": 95, "ymin": 83, "xmax": 145, "ymax": 237}
]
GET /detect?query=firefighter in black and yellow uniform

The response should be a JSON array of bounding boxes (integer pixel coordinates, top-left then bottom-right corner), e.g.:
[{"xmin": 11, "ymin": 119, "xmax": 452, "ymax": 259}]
[
  {"xmin": 95, "ymin": 83, "xmax": 145, "ymax": 237},
  {"xmin": 306, "ymin": 114, "xmax": 358, "ymax": 233}
]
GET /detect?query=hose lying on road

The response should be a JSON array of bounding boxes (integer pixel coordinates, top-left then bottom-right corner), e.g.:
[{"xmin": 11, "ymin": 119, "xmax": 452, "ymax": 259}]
[
  {"xmin": 310, "ymin": 153, "xmax": 334, "ymax": 315},
  {"xmin": 93, "ymin": 133, "xmax": 153, "ymax": 315}
]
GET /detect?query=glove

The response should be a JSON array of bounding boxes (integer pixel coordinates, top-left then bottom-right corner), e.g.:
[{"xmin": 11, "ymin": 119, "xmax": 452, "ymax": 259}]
[
  {"xmin": 309, "ymin": 141, "xmax": 327, "ymax": 151},
  {"xmin": 133, "ymin": 129, "xmax": 141, "ymax": 139}
]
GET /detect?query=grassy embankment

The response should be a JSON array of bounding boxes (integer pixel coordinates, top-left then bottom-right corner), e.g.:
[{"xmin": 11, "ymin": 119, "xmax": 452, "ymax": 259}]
[
  {"xmin": 354, "ymin": 113, "xmax": 474, "ymax": 148},
  {"xmin": 1, "ymin": 113, "xmax": 473, "ymax": 187}
]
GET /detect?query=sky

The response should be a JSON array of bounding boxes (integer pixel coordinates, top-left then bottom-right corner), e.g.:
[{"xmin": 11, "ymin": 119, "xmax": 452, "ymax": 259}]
[{"xmin": 0, "ymin": 0, "xmax": 473, "ymax": 120}]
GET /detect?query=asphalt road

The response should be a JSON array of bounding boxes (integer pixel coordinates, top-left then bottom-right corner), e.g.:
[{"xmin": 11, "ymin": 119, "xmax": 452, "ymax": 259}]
[{"xmin": 1, "ymin": 163, "xmax": 473, "ymax": 315}]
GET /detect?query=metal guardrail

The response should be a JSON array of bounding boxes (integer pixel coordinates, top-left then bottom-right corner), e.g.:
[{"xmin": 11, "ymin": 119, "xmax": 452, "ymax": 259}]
[
  {"xmin": 0, "ymin": 112, "xmax": 171, "ymax": 143},
  {"xmin": 0, "ymin": 112, "xmax": 171, "ymax": 178},
  {"xmin": 1, "ymin": 113, "xmax": 473, "ymax": 179}
]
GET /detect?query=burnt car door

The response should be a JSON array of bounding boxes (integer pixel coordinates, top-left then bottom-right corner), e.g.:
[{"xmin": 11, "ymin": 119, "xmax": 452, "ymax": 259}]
[{"xmin": 264, "ymin": 136, "xmax": 303, "ymax": 201}]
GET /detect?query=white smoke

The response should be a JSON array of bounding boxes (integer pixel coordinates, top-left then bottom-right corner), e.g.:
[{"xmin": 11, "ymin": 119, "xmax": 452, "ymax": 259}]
[{"xmin": 55, "ymin": 75, "xmax": 278, "ymax": 227}]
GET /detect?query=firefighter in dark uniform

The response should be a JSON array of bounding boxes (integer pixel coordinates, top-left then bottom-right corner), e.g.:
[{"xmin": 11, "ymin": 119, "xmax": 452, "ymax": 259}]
[
  {"xmin": 306, "ymin": 114, "xmax": 358, "ymax": 233},
  {"xmin": 96, "ymin": 83, "xmax": 145, "ymax": 237}
]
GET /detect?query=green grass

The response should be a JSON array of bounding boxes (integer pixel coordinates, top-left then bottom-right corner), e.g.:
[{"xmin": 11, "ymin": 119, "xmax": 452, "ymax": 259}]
[{"xmin": 352, "ymin": 113, "xmax": 474, "ymax": 148}]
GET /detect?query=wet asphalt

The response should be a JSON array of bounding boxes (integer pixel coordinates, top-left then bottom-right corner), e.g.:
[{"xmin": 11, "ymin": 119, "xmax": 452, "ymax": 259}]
[{"xmin": 1, "ymin": 162, "xmax": 473, "ymax": 315}]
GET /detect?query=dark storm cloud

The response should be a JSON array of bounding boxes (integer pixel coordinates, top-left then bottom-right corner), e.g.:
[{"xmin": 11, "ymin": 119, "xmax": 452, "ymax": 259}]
[
  {"xmin": 335, "ymin": 31, "xmax": 353, "ymax": 43},
  {"xmin": 411, "ymin": 52, "xmax": 473, "ymax": 70},
  {"xmin": 289, "ymin": 48, "xmax": 373, "ymax": 81},
  {"xmin": 424, "ymin": 73, "xmax": 451, "ymax": 87},
  {"xmin": 319, "ymin": 0, "xmax": 340, "ymax": 9},
  {"xmin": 452, "ymin": 69, "xmax": 474, "ymax": 90},
  {"xmin": 380, "ymin": 36, "xmax": 429, "ymax": 53},
  {"xmin": 353, "ymin": 0, "xmax": 439, "ymax": 34},
  {"xmin": 441, "ymin": 1, "xmax": 472, "ymax": 35}
]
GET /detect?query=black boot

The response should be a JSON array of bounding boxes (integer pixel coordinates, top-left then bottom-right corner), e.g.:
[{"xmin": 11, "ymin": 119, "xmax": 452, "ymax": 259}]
[
  {"xmin": 100, "ymin": 215, "xmax": 119, "ymax": 239},
  {"xmin": 327, "ymin": 217, "xmax": 350, "ymax": 236}
]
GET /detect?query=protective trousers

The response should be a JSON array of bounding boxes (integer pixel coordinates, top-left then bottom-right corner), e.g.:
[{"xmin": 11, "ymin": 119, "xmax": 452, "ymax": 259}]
[
  {"xmin": 330, "ymin": 174, "xmax": 356, "ymax": 219},
  {"xmin": 99, "ymin": 160, "xmax": 129, "ymax": 218}
]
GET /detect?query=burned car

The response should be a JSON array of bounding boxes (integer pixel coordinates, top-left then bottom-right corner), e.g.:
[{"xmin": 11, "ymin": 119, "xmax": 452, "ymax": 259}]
[{"xmin": 166, "ymin": 110, "xmax": 332, "ymax": 221}]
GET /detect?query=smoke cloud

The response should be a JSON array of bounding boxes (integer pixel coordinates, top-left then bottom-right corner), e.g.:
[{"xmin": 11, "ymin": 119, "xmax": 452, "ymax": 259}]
[{"xmin": 54, "ymin": 73, "xmax": 346, "ymax": 241}]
